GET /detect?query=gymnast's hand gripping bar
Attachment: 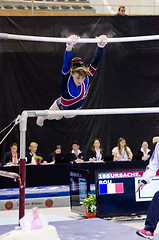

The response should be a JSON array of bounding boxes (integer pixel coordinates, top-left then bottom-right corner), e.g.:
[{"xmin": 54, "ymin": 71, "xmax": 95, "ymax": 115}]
[{"xmin": 0, "ymin": 33, "xmax": 159, "ymax": 43}]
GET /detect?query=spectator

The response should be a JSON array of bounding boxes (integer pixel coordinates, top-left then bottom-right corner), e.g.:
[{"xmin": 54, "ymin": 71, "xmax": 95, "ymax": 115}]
[
  {"xmin": 138, "ymin": 140, "xmax": 152, "ymax": 161},
  {"xmin": 115, "ymin": 6, "xmax": 126, "ymax": 16},
  {"xmin": 88, "ymin": 138, "xmax": 105, "ymax": 162},
  {"xmin": 70, "ymin": 140, "xmax": 85, "ymax": 163},
  {"xmin": 26, "ymin": 142, "xmax": 43, "ymax": 164},
  {"xmin": 112, "ymin": 137, "xmax": 133, "ymax": 161},
  {"xmin": 47, "ymin": 145, "xmax": 62, "ymax": 163},
  {"xmin": 2, "ymin": 143, "xmax": 20, "ymax": 165}
]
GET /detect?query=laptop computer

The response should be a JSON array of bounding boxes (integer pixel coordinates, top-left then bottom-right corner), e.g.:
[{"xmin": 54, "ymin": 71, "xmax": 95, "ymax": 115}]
[{"xmin": 55, "ymin": 153, "xmax": 71, "ymax": 164}]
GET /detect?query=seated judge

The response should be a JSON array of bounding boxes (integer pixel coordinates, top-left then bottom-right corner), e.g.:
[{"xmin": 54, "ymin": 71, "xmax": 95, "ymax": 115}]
[
  {"xmin": 2, "ymin": 143, "xmax": 20, "ymax": 165},
  {"xmin": 47, "ymin": 145, "xmax": 62, "ymax": 164},
  {"xmin": 88, "ymin": 138, "xmax": 104, "ymax": 162},
  {"xmin": 70, "ymin": 140, "xmax": 85, "ymax": 163},
  {"xmin": 26, "ymin": 142, "xmax": 44, "ymax": 164},
  {"xmin": 112, "ymin": 137, "xmax": 133, "ymax": 161},
  {"xmin": 138, "ymin": 140, "xmax": 152, "ymax": 161}
]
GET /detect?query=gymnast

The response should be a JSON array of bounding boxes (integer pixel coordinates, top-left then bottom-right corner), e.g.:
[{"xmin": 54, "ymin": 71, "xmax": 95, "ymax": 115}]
[{"xmin": 36, "ymin": 34, "xmax": 107, "ymax": 126}]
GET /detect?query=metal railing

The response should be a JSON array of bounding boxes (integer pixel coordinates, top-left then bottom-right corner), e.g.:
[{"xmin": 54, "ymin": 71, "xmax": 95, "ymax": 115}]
[
  {"xmin": 0, "ymin": 0, "xmax": 96, "ymax": 15},
  {"xmin": 0, "ymin": 0, "xmax": 159, "ymax": 15}
]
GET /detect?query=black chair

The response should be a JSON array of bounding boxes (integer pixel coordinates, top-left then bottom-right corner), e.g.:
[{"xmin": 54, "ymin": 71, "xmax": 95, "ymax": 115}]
[
  {"xmin": 72, "ymin": 5, "xmax": 81, "ymax": 9},
  {"xmin": 3, "ymin": 5, "xmax": 13, "ymax": 9},
  {"xmin": 61, "ymin": 5, "xmax": 70, "ymax": 10},
  {"xmin": 38, "ymin": 5, "xmax": 48, "ymax": 10},
  {"xmin": 16, "ymin": 5, "xmax": 25, "ymax": 9},
  {"xmin": 83, "ymin": 5, "xmax": 93, "ymax": 9},
  {"xmin": 52, "ymin": 6, "xmax": 59, "ymax": 10}
]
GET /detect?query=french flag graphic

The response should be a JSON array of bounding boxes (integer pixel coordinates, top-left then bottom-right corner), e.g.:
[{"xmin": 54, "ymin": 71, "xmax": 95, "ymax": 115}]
[{"xmin": 99, "ymin": 183, "xmax": 124, "ymax": 195}]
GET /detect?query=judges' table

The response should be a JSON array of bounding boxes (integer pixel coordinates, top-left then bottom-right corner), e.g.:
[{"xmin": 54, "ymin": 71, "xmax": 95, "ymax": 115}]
[{"xmin": 0, "ymin": 160, "xmax": 149, "ymax": 189}]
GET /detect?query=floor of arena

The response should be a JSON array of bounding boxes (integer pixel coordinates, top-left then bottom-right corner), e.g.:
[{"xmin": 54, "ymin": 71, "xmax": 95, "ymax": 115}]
[
  {"xmin": 1, "ymin": 207, "xmax": 159, "ymax": 239},
  {"xmin": 0, "ymin": 185, "xmax": 159, "ymax": 239}
]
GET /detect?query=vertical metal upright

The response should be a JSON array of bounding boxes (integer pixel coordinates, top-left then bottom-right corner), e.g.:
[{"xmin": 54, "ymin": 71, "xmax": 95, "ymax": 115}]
[{"xmin": 19, "ymin": 111, "xmax": 28, "ymax": 221}]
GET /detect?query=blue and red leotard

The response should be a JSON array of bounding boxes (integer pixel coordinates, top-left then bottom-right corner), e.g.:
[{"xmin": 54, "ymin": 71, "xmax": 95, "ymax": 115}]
[{"xmin": 56, "ymin": 47, "xmax": 104, "ymax": 110}]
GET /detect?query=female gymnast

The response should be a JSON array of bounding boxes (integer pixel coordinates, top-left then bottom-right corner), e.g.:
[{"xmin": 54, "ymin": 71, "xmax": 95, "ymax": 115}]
[{"xmin": 36, "ymin": 34, "xmax": 107, "ymax": 126}]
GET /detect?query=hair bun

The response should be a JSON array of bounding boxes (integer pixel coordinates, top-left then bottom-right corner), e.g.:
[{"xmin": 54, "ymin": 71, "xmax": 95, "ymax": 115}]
[{"xmin": 71, "ymin": 57, "xmax": 83, "ymax": 67}]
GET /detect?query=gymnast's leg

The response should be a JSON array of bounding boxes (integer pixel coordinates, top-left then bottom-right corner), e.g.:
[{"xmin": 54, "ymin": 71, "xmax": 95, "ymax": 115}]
[
  {"xmin": 36, "ymin": 100, "xmax": 63, "ymax": 126},
  {"xmin": 48, "ymin": 101, "xmax": 76, "ymax": 119},
  {"xmin": 64, "ymin": 114, "xmax": 76, "ymax": 119},
  {"xmin": 48, "ymin": 100, "xmax": 63, "ymax": 120}
]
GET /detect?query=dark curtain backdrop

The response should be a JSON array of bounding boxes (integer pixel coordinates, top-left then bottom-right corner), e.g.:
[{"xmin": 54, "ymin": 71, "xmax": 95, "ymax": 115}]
[{"xmin": 0, "ymin": 16, "xmax": 159, "ymax": 161}]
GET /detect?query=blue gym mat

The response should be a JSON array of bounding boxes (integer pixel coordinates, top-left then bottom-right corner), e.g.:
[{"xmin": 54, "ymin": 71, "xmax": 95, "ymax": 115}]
[{"xmin": 0, "ymin": 184, "xmax": 95, "ymax": 200}]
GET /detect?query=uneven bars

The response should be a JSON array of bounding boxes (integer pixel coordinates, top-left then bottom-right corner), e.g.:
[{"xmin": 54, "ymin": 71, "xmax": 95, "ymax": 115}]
[{"xmin": 0, "ymin": 33, "xmax": 159, "ymax": 43}]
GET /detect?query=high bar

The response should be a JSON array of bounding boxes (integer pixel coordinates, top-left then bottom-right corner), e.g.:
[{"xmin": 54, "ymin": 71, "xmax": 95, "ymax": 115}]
[
  {"xmin": 0, "ymin": 33, "xmax": 159, "ymax": 43},
  {"xmin": 23, "ymin": 107, "xmax": 159, "ymax": 118}
]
